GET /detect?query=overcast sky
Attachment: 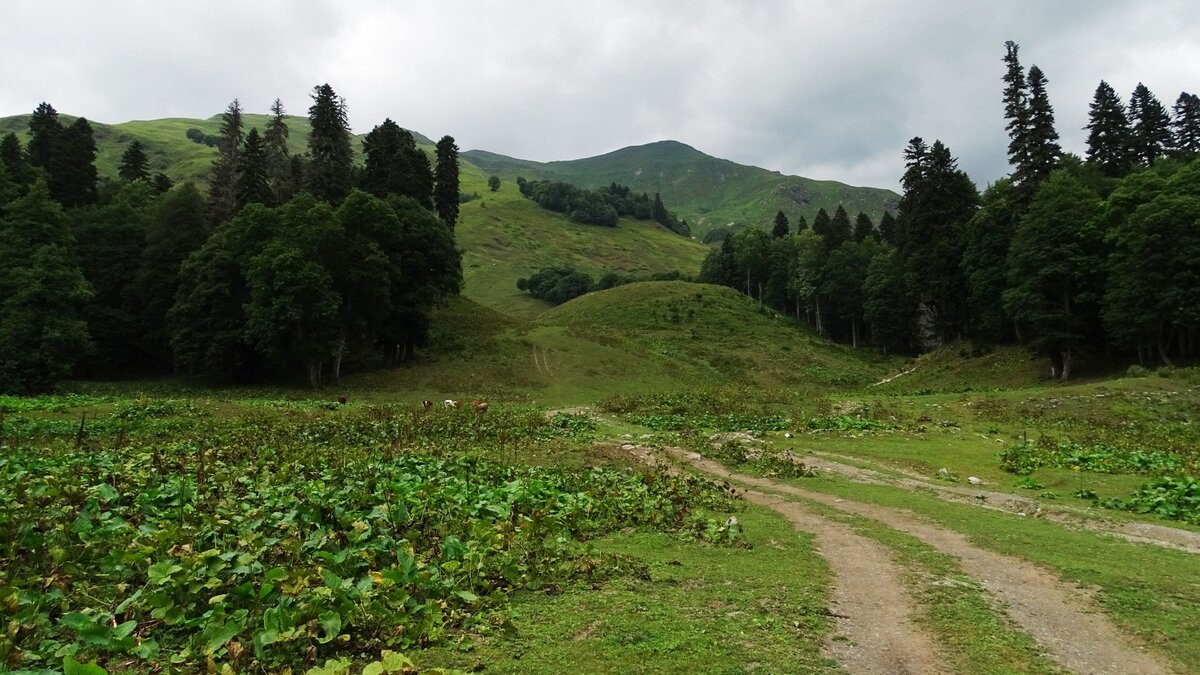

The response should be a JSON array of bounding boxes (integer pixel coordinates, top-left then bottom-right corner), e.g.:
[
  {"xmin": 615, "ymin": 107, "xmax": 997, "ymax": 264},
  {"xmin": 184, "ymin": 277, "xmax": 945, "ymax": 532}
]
[{"xmin": 3, "ymin": 0, "xmax": 1198, "ymax": 191}]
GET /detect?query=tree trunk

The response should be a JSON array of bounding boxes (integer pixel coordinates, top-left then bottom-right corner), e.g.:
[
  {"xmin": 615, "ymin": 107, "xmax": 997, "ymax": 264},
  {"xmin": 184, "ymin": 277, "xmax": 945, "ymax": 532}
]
[
  {"xmin": 758, "ymin": 281, "xmax": 763, "ymax": 308},
  {"xmin": 306, "ymin": 361, "xmax": 319, "ymax": 388},
  {"xmin": 1060, "ymin": 347, "xmax": 1073, "ymax": 382},
  {"xmin": 1156, "ymin": 334, "xmax": 1176, "ymax": 367},
  {"xmin": 1048, "ymin": 350, "xmax": 1063, "ymax": 380},
  {"xmin": 851, "ymin": 318, "xmax": 859, "ymax": 348},
  {"xmin": 332, "ymin": 354, "xmax": 342, "ymax": 381},
  {"xmin": 815, "ymin": 299, "xmax": 824, "ymax": 336}
]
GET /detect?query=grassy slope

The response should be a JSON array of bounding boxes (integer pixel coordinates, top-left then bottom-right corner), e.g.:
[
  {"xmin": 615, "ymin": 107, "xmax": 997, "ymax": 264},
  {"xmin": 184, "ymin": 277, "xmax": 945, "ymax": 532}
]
[
  {"xmin": 464, "ymin": 140, "xmax": 900, "ymax": 240},
  {"xmin": 455, "ymin": 162, "xmax": 709, "ymax": 319},
  {"xmin": 340, "ymin": 282, "xmax": 896, "ymax": 405}
]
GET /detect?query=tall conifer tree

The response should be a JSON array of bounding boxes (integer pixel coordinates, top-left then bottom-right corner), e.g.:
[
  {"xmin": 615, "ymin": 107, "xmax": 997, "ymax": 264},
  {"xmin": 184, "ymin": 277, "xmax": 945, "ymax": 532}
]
[
  {"xmin": 771, "ymin": 210, "xmax": 789, "ymax": 238},
  {"xmin": 237, "ymin": 128, "xmax": 273, "ymax": 208},
  {"xmin": 1172, "ymin": 92, "xmax": 1200, "ymax": 158},
  {"xmin": 434, "ymin": 135, "xmax": 460, "ymax": 229},
  {"xmin": 853, "ymin": 212, "xmax": 875, "ymax": 242},
  {"xmin": 51, "ymin": 118, "xmax": 98, "ymax": 208},
  {"xmin": 1018, "ymin": 65, "xmax": 1062, "ymax": 195},
  {"xmin": 263, "ymin": 98, "xmax": 295, "ymax": 202},
  {"xmin": 1128, "ymin": 83, "xmax": 1174, "ymax": 166},
  {"xmin": 306, "ymin": 84, "xmax": 354, "ymax": 204},
  {"xmin": 1085, "ymin": 81, "xmax": 1134, "ymax": 177},
  {"xmin": 26, "ymin": 102, "xmax": 62, "ymax": 170},
  {"xmin": 208, "ymin": 99, "xmax": 244, "ymax": 222}
]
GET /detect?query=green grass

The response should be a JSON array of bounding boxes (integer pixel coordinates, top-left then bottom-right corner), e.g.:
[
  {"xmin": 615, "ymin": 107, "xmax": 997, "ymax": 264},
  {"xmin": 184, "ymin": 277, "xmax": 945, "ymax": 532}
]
[{"xmin": 418, "ymin": 505, "xmax": 836, "ymax": 674}]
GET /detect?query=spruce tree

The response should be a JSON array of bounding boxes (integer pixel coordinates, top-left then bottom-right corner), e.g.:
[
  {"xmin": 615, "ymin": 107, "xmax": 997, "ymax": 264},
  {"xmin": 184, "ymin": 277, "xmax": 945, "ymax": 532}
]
[
  {"xmin": 119, "ymin": 140, "xmax": 150, "ymax": 182},
  {"xmin": 853, "ymin": 212, "xmax": 875, "ymax": 242},
  {"xmin": 0, "ymin": 133, "xmax": 24, "ymax": 183},
  {"xmin": 263, "ymin": 98, "xmax": 295, "ymax": 202},
  {"xmin": 237, "ymin": 128, "xmax": 273, "ymax": 208},
  {"xmin": 1085, "ymin": 80, "xmax": 1133, "ymax": 177},
  {"xmin": 51, "ymin": 117, "xmax": 98, "ymax": 208},
  {"xmin": 1128, "ymin": 83, "xmax": 1175, "ymax": 166},
  {"xmin": 823, "ymin": 205, "xmax": 852, "ymax": 249},
  {"xmin": 811, "ymin": 208, "xmax": 831, "ymax": 243},
  {"xmin": 307, "ymin": 84, "xmax": 354, "ymax": 204},
  {"xmin": 794, "ymin": 214, "xmax": 808, "ymax": 232},
  {"xmin": 208, "ymin": 99, "xmax": 244, "ymax": 223},
  {"xmin": 362, "ymin": 119, "xmax": 408, "ymax": 198},
  {"xmin": 962, "ymin": 179, "xmax": 1019, "ymax": 341},
  {"xmin": 878, "ymin": 211, "xmax": 899, "ymax": 246},
  {"xmin": 434, "ymin": 135, "xmax": 460, "ymax": 229},
  {"xmin": 1001, "ymin": 42, "xmax": 1030, "ymax": 184},
  {"xmin": 1018, "ymin": 65, "xmax": 1062, "ymax": 195},
  {"xmin": 26, "ymin": 102, "xmax": 62, "ymax": 170},
  {"xmin": 1172, "ymin": 92, "xmax": 1200, "ymax": 158},
  {"xmin": 771, "ymin": 210, "xmax": 789, "ymax": 238}
]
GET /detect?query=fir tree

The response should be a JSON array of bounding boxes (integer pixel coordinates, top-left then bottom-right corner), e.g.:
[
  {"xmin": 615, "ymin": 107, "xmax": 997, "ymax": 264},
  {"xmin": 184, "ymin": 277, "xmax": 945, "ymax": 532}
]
[
  {"xmin": 811, "ymin": 208, "xmax": 831, "ymax": 243},
  {"xmin": 853, "ymin": 212, "xmax": 875, "ymax": 241},
  {"xmin": 1084, "ymin": 80, "xmax": 1133, "ymax": 177},
  {"xmin": 1017, "ymin": 65, "xmax": 1062, "ymax": 196},
  {"xmin": 1128, "ymin": 83, "xmax": 1174, "ymax": 166},
  {"xmin": 237, "ymin": 128, "xmax": 273, "ymax": 208},
  {"xmin": 434, "ymin": 135, "xmax": 461, "ymax": 229},
  {"xmin": 794, "ymin": 214, "xmax": 808, "ymax": 232},
  {"xmin": 263, "ymin": 98, "xmax": 295, "ymax": 202},
  {"xmin": 878, "ymin": 211, "xmax": 899, "ymax": 247},
  {"xmin": 119, "ymin": 140, "xmax": 150, "ymax": 182},
  {"xmin": 26, "ymin": 102, "xmax": 62, "ymax": 170},
  {"xmin": 1172, "ymin": 92, "xmax": 1200, "ymax": 158},
  {"xmin": 51, "ymin": 117, "xmax": 98, "ymax": 208},
  {"xmin": 1001, "ymin": 42, "xmax": 1030, "ymax": 185},
  {"xmin": 822, "ymin": 205, "xmax": 852, "ymax": 249},
  {"xmin": 306, "ymin": 84, "xmax": 354, "ymax": 204},
  {"xmin": 362, "ymin": 119, "xmax": 408, "ymax": 198},
  {"xmin": 771, "ymin": 210, "xmax": 789, "ymax": 238},
  {"xmin": 962, "ymin": 179, "xmax": 1019, "ymax": 341},
  {"xmin": 208, "ymin": 99, "xmax": 244, "ymax": 223},
  {"xmin": 0, "ymin": 133, "xmax": 24, "ymax": 183}
]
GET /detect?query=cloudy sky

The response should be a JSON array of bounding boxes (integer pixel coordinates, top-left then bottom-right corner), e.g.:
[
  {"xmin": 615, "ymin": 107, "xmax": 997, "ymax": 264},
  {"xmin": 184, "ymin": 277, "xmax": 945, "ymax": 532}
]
[{"xmin": 2, "ymin": 0, "xmax": 1198, "ymax": 191}]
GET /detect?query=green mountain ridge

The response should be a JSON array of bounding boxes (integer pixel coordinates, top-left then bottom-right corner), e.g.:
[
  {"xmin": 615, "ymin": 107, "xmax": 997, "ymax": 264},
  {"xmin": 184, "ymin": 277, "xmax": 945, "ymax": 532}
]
[{"xmin": 464, "ymin": 140, "xmax": 900, "ymax": 239}]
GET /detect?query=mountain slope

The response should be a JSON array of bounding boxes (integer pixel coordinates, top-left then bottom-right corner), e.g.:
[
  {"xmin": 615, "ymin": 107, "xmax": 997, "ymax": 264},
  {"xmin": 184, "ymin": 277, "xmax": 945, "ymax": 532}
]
[{"xmin": 464, "ymin": 140, "xmax": 900, "ymax": 240}]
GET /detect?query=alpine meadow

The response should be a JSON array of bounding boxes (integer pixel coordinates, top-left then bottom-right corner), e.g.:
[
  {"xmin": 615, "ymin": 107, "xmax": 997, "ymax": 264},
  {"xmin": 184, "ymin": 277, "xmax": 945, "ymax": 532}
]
[{"xmin": 3, "ymin": 25, "xmax": 1200, "ymax": 675}]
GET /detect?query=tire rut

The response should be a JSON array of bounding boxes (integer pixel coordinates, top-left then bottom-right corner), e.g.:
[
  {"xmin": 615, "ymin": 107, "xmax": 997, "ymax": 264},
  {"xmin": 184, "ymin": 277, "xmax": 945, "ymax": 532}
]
[
  {"xmin": 661, "ymin": 447, "xmax": 1175, "ymax": 675},
  {"xmin": 629, "ymin": 447, "xmax": 946, "ymax": 673}
]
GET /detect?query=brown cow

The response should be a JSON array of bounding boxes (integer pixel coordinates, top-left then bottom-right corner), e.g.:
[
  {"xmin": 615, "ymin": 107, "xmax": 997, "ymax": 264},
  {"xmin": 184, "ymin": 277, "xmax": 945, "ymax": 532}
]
[
  {"xmin": 422, "ymin": 399, "xmax": 433, "ymax": 410},
  {"xmin": 471, "ymin": 399, "xmax": 489, "ymax": 413},
  {"xmin": 444, "ymin": 399, "xmax": 461, "ymax": 409}
]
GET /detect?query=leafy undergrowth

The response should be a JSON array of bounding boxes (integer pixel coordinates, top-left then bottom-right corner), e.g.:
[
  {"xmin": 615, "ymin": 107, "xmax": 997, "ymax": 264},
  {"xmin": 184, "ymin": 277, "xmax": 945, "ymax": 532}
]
[
  {"xmin": 0, "ymin": 400, "xmax": 740, "ymax": 673},
  {"xmin": 999, "ymin": 437, "xmax": 1196, "ymax": 476},
  {"xmin": 1103, "ymin": 476, "xmax": 1200, "ymax": 524}
]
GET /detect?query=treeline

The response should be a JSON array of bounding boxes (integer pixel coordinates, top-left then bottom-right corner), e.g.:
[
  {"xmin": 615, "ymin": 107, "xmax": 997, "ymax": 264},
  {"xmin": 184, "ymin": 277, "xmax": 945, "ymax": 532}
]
[
  {"xmin": 517, "ymin": 266, "xmax": 690, "ymax": 305},
  {"xmin": 0, "ymin": 84, "xmax": 463, "ymax": 392},
  {"xmin": 516, "ymin": 178, "xmax": 690, "ymax": 236},
  {"xmin": 701, "ymin": 42, "xmax": 1200, "ymax": 379}
]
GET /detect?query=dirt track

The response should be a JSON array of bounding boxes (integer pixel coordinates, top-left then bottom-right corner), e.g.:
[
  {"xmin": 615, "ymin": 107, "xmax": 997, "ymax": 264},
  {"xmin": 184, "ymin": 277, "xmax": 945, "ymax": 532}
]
[{"xmin": 628, "ymin": 443, "xmax": 1176, "ymax": 674}]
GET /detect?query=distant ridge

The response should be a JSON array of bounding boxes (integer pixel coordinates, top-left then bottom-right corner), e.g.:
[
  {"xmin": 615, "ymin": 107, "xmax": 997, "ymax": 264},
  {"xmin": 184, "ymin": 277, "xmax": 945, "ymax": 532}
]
[{"xmin": 463, "ymin": 140, "xmax": 899, "ymax": 240}]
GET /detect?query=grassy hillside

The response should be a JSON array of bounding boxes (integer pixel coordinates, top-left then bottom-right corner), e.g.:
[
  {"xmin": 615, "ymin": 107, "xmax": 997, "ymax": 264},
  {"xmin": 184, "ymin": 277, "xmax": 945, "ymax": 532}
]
[
  {"xmin": 345, "ymin": 282, "xmax": 897, "ymax": 404},
  {"xmin": 464, "ymin": 140, "xmax": 900, "ymax": 240},
  {"xmin": 455, "ymin": 162, "xmax": 709, "ymax": 319}
]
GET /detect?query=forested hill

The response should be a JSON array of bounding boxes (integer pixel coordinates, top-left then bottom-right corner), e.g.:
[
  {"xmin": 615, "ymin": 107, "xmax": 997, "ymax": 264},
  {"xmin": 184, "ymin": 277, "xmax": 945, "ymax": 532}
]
[
  {"xmin": 0, "ymin": 113, "xmax": 434, "ymax": 188},
  {"xmin": 463, "ymin": 140, "xmax": 900, "ymax": 240}
]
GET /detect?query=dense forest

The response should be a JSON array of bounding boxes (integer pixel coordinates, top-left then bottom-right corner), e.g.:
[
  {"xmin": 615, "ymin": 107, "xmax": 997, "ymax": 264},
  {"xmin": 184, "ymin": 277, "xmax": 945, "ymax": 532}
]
[
  {"xmin": 0, "ymin": 84, "xmax": 462, "ymax": 392},
  {"xmin": 699, "ymin": 42, "xmax": 1200, "ymax": 379},
  {"xmin": 517, "ymin": 177, "xmax": 691, "ymax": 235}
]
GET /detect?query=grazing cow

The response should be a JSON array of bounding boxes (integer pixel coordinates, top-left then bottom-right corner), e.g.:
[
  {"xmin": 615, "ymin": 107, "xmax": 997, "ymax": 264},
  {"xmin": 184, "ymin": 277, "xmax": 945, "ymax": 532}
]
[
  {"xmin": 472, "ymin": 399, "xmax": 489, "ymax": 413},
  {"xmin": 422, "ymin": 399, "xmax": 433, "ymax": 410},
  {"xmin": 444, "ymin": 399, "xmax": 461, "ymax": 409},
  {"xmin": 337, "ymin": 396, "xmax": 347, "ymax": 405}
]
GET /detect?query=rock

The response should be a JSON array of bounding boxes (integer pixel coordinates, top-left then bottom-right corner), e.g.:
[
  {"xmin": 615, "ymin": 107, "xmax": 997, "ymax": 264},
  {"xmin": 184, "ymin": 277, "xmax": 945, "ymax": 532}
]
[
  {"xmin": 725, "ymin": 516, "xmax": 738, "ymax": 527},
  {"xmin": 620, "ymin": 443, "xmax": 636, "ymax": 451},
  {"xmin": 638, "ymin": 434, "xmax": 654, "ymax": 439},
  {"xmin": 937, "ymin": 468, "xmax": 951, "ymax": 477},
  {"xmin": 708, "ymin": 431, "xmax": 760, "ymax": 445},
  {"xmin": 968, "ymin": 476, "xmax": 983, "ymax": 485},
  {"xmin": 783, "ymin": 432, "xmax": 793, "ymax": 439}
]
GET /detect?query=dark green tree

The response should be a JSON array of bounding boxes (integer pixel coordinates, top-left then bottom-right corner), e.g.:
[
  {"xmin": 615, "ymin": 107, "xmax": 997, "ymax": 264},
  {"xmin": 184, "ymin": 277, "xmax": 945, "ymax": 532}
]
[
  {"xmin": 208, "ymin": 99, "xmax": 244, "ymax": 223},
  {"xmin": 135, "ymin": 182, "xmax": 209, "ymax": 366},
  {"xmin": 72, "ymin": 182, "xmax": 153, "ymax": 374},
  {"xmin": 362, "ymin": 118, "xmax": 408, "ymax": 198},
  {"xmin": 794, "ymin": 214, "xmax": 808, "ymax": 232},
  {"xmin": 306, "ymin": 83, "xmax": 354, "ymax": 204},
  {"xmin": 771, "ymin": 210, "xmax": 789, "ymax": 238},
  {"xmin": 1172, "ymin": 92, "xmax": 1200, "ymax": 158},
  {"xmin": 488, "ymin": 175, "xmax": 501, "ymax": 192},
  {"xmin": 1085, "ymin": 81, "xmax": 1134, "ymax": 177},
  {"xmin": 898, "ymin": 139, "xmax": 978, "ymax": 342},
  {"xmin": 863, "ymin": 246, "xmax": 917, "ymax": 353},
  {"xmin": 1128, "ymin": 83, "xmax": 1175, "ymax": 166},
  {"xmin": 1017, "ymin": 65, "xmax": 1062, "ymax": 197},
  {"xmin": 853, "ymin": 212, "xmax": 875, "ymax": 241},
  {"xmin": 263, "ymin": 98, "xmax": 296, "ymax": 202},
  {"xmin": 1, "ymin": 133, "xmax": 26, "ymax": 183},
  {"xmin": 821, "ymin": 239, "xmax": 874, "ymax": 346},
  {"xmin": 0, "ymin": 180, "xmax": 93, "ymax": 392},
  {"xmin": 810, "ymin": 208, "xmax": 832, "ymax": 246},
  {"xmin": 26, "ymin": 102, "xmax": 62, "ymax": 170},
  {"xmin": 236, "ymin": 127, "xmax": 273, "ymax": 208},
  {"xmin": 51, "ymin": 117, "xmax": 99, "ymax": 208},
  {"xmin": 962, "ymin": 179, "xmax": 1019, "ymax": 341},
  {"xmin": 1001, "ymin": 42, "xmax": 1030, "ymax": 188},
  {"xmin": 119, "ymin": 140, "xmax": 150, "ymax": 182},
  {"xmin": 434, "ymin": 135, "xmax": 460, "ymax": 229},
  {"xmin": 698, "ymin": 236, "xmax": 740, "ymax": 289},
  {"xmin": 878, "ymin": 211, "xmax": 899, "ymax": 246},
  {"xmin": 1003, "ymin": 170, "xmax": 1102, "ymax": 381}
]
